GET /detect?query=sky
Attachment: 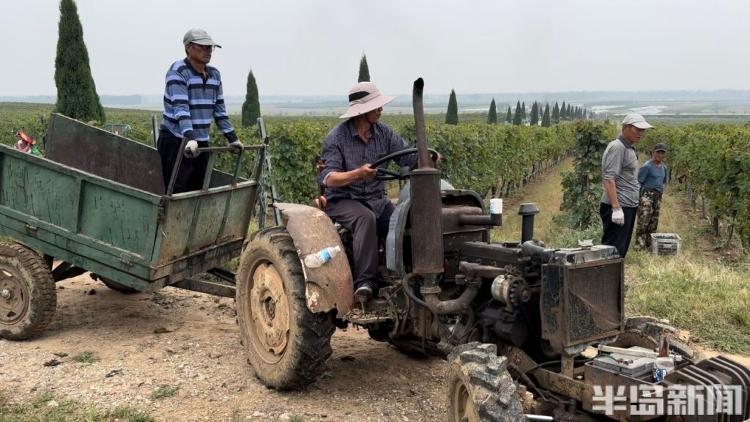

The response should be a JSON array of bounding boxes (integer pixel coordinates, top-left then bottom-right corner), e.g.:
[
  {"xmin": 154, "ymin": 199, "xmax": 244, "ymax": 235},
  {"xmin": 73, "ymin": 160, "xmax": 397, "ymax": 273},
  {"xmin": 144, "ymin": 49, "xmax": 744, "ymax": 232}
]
[{"xmin": 2, "ymin": 0, "xmax": 750, "ymax": 98}]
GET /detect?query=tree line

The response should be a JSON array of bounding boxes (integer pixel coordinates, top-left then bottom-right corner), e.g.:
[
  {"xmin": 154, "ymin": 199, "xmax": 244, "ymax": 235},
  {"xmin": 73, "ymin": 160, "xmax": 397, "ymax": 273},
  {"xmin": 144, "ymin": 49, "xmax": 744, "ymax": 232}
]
[{"xmin": 53, "ymin": 0, "xmax": 589, "ymax": 130}]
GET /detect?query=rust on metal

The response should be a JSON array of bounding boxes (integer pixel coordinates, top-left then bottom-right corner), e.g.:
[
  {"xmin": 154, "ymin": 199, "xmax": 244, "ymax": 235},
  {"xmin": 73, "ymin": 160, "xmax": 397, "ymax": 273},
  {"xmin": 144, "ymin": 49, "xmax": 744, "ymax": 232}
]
[
  {"xmin": 275, "ymin": 203, "xmax": 353, "ymax": 315},
  {"xmin": 250, "ymin": 263, "xmax": 290, "ymax": 357}
]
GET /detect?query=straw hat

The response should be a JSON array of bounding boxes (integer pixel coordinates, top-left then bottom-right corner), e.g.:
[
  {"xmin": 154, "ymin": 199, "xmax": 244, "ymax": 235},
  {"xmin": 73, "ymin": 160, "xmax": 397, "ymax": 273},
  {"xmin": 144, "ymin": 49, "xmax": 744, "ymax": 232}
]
[{"xmin": 339, "ymin": 81, "xmax": 395, "ymax": 119}]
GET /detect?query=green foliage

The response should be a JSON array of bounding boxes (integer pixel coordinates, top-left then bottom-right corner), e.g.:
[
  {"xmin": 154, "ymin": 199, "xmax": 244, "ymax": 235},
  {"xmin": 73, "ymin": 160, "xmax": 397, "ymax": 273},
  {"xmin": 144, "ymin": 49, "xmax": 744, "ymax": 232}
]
[
  {"xmin": 645, "ymin": 124, "xmax": 750, "ymax": 249},
  {"xmin": 402, "ymin": 122, "xmax": 574, "ymax": 196},
  {"xmin": 560, "ymin": 101, "xmax": 567, "ymax": 120},
  {"xmin": 512, "ymin": 101, "xmax": 523, "ymax": 126},
  {"xmin": 552, "ymin": 102, "xmax": 560, "ymax": 124},
  {"xmin": 54, "ymin": 0, "xmax": 105, "ymax": 123},
  {"xmin": 71, "ymin": 351, "xmax": 98, "ymax": 364},
  {"xmin": 445, "ymin": 90, "xmax": 458, "ymax": 125},
  {"xmin": 358, "ymin": 53, "xmax": 370, "ymax": 82},
  {"xmin": 521, "ymin": 102, "xmax": 527, "ymax": 120},
  {"xmin": 541, "ymin": 103, "xmax": 551, "ymax": 127},
  {"xmin": 560, "ymin": 121, "xmax": 613, "ymax": 229},
  {"xmin": 505, "ymin": 106, "xmax": 512, "ymax": 124},
  {"xmin": 241, "ymin": 70, "xmax": 261, "ymax": 127},
  {"xmin": 487, "ymin": 99, "xmax": 497, "ymax": 124},
  {"xmin": 529, "ymin": 102, "xmax": 539, "ymax": 126}
]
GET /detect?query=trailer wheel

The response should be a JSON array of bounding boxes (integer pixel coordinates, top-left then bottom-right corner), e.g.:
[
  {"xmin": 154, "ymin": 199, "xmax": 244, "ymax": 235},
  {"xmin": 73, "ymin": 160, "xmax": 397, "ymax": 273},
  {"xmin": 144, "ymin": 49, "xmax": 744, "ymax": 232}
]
[
  {"xmin": 447, "ymin": 343, "xmax": 525, "ymax": 422},
  {"xmin": 0, "ymin": 242, "xmax": 56, "ymax": 340},
  {"xmin": 99, "ymin": 278, "xmax": 139, "ymax": 294},
  {"xmin": 236, "ymin": 227, "xmax": 335, "ymax": 389}
]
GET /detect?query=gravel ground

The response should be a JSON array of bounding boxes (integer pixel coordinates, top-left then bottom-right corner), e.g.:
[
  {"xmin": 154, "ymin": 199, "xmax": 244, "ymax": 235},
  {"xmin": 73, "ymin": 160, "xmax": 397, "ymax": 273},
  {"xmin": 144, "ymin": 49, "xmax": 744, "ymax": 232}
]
[{"xmin": 0, "ymin": 274, "xmax": 447, "ymax": 421}]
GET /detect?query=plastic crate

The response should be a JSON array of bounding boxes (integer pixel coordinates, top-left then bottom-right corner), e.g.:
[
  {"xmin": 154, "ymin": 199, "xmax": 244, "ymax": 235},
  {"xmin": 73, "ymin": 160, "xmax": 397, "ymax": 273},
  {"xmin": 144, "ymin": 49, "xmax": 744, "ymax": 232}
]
[{"xmin": 650, "ymin": 233, "xmax": 682, "ymax": 256}]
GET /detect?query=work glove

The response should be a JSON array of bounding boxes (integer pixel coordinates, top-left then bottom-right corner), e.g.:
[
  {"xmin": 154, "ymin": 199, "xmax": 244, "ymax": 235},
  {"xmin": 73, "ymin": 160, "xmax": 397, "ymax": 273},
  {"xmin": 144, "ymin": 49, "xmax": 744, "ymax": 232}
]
[
  {"xmin": 228, "ymin": 140, "xmax": 244, "ymax": 154},
  {"xmin": 611, "ymin": 207, "xmax": 625, "ymax": 226},
  {"xmin": 184, "ymin": 140, "xmax": 199, "ymax": 158}
]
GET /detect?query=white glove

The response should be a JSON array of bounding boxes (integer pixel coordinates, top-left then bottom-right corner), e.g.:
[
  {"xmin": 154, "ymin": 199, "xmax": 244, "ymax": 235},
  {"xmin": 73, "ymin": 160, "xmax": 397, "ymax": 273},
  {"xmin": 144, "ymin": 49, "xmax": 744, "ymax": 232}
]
[
  {"xmin": 611, "ymin": 207, "xmax": 625, "ymax": 226},
  {"xmin": 184, "ymin": 140, "xmax": 199, "ymax": 158},
  {"xmin": 228, "ymin": 140, "xmax": 243, "ymax": 154}
]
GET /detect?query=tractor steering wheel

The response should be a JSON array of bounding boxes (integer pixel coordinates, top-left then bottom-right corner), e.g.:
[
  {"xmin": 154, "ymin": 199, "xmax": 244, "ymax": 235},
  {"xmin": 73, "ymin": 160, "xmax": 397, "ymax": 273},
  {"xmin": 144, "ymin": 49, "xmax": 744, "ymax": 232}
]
[{"xmin": 370, "ymin": 148, "xmax": 440, "ymax": 181}]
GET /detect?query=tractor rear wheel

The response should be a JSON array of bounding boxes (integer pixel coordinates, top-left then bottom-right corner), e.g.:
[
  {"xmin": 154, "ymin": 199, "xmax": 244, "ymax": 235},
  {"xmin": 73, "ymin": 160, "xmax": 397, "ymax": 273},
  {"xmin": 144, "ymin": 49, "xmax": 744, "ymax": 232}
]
[
  {"xmin": 447, "ymin": 342, "xmax": 525, "ymax": 422},
  {"xmin": 0, "ymin": 242, "xmax": 56, "ymax": 340},
  {"xmin": 236, "ymin": 227, "xmax": 335, "ymax": 389}
]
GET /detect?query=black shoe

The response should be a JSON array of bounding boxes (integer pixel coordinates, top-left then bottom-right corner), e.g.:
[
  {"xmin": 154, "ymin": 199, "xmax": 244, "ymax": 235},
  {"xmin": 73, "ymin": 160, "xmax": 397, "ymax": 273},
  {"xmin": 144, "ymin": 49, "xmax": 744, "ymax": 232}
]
[{"xmin": 354, "ymin": 282, "xmax": 375, "ymax": 303}]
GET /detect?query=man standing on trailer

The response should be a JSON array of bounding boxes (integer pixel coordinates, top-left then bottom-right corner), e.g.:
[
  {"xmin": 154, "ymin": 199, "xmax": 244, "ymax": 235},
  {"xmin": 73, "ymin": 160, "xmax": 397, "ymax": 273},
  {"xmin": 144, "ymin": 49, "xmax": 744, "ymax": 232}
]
[
  {"xmin": 635, "ymin": 143, "xmax": 669, "ymax": 250},
  {"xmin": 157, "ymin": 28, "xmax": 243, "ymax": 193},
  {"xmin": 600, "ymin": 113, "xmax": 653, "ymax": 258}
]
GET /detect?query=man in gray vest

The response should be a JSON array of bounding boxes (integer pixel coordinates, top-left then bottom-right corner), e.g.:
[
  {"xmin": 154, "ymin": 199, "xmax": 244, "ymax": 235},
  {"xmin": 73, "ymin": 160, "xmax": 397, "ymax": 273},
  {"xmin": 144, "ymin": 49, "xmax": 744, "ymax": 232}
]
[{"xmin": 600, "ymin": 113, "xmax": 653, "ymax": 258}]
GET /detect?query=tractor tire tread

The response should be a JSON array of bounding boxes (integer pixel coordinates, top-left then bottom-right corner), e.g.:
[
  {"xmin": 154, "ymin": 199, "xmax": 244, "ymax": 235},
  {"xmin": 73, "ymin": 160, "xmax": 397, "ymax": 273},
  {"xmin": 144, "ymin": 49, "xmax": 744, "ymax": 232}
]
[
  {"xmin": 0, "ymin": 242, "xmax": 56, "ymax": 340},
  {"xmin": 447, "ymin": 342, "xmax": 526, "ymax": 422}
]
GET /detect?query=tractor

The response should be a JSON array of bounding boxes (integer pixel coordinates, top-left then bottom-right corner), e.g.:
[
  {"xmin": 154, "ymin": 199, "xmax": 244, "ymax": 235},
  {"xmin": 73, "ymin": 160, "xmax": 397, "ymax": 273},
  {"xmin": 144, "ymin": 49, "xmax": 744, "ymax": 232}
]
[{"xmin": 236, "ymin": 79, "xmax": 750, "ymax": 421}]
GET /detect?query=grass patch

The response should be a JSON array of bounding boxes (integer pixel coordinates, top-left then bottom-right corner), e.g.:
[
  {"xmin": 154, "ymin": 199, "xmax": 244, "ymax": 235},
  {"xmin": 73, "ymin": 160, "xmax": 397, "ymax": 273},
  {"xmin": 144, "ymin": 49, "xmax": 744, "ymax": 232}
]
[
  {"xmin": 150, "ymin": 384, "xmax": 180, "ymax": 400},
  {"xmin": 72, "ymin": 351, "xmax": 98, "ymax": 364},
  {"xmin": 105, "ymin": 406, "xmax": 155, "ymax": 422},
  {"xmin": 626, "ymin": 251, "xmax": 750, "ymax": 353},
  {"xmin": 0, "ymin": 391, "xmax": 153, "ymax": 421},
  {"xmin": 289, "ymin": 415, "xmax": 304, "ymax": 422}
]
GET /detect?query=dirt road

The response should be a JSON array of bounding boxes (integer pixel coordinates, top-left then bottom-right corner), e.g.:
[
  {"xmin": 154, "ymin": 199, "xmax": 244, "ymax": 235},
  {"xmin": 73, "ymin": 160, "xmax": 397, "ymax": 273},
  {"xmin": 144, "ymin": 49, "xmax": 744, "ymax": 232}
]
[{"xmin": 0, "ymin": 274, "xmax": 446, "ymax": 421}]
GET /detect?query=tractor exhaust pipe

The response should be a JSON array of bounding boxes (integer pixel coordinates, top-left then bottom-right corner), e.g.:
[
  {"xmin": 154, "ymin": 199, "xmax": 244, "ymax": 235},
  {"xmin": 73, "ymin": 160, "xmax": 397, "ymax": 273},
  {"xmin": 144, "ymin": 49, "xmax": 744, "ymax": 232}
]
[
  {"xmin": 519, "ymin": 203, "xmax": 540, "ymax": 243},
  {"xmin": 409, "ymin": 78, "xmax": 444, "ymax": 276}
]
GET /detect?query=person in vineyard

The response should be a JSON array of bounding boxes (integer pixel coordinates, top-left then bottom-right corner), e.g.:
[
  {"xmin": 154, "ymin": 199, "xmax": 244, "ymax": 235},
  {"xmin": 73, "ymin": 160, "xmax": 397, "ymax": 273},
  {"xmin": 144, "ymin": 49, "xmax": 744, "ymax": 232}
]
[
  {"xmin": 635, "ymin": 143, "xmax": 669, "ymax": 250},
  {"xmin": 317, "ymin": 81, "xmax": 433, "ymax": 302},
  {"xmin": 157, "ymin": 28, "xmax": 242, "ymax": 193},
  {"xmin": 599, "ymin": 113, "xmax": 653, "ymax": 258}
]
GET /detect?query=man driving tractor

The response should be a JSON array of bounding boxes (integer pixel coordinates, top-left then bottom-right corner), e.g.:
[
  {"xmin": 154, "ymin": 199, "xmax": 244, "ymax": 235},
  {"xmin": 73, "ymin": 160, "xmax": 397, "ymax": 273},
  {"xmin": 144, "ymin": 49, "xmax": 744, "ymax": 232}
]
[{"xmin": 317, "ymin": 81, "xmax": 419, "ymax": 303}]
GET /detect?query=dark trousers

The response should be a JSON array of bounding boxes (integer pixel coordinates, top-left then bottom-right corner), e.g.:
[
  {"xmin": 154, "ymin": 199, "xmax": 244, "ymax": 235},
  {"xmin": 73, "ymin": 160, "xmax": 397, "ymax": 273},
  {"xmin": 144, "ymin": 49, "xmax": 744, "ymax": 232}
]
[
  {"xmin": 156, "ymin": 131, "xmax": 209, "ymax": 194},
  {"xmin": 600, "ymin": 203, "xmax": 638, "ymax": 258},
  {"xmin": 324, "ymin": 198, "xmax": 394, "ymax": 287}
]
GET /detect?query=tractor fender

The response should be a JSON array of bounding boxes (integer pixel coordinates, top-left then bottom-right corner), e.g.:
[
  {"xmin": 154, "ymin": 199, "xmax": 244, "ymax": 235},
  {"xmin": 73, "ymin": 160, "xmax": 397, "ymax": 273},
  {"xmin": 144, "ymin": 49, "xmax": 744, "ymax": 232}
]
[{"xmin": 274, "ymin": 203, "xmax": 353, "ymax": 315}]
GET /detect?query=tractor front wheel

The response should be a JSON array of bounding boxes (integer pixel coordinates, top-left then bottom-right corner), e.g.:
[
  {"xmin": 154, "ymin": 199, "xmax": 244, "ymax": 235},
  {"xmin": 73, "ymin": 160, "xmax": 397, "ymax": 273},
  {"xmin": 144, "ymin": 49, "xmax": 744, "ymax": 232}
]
[
  {"xmin": 447, "ymin": 342, "xmax": 526, "ymax": 422},
  {"xmin": 236, "ymin": 228, "xmax": 335, "ymax": 389}
]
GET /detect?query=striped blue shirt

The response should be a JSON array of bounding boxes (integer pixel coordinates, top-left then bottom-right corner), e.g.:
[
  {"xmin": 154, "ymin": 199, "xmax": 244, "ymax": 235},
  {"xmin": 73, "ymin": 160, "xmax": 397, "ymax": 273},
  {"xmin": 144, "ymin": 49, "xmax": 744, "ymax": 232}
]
[{"xmin": 160, "ymin": 59, "xmax": 237, "ymax": 143}]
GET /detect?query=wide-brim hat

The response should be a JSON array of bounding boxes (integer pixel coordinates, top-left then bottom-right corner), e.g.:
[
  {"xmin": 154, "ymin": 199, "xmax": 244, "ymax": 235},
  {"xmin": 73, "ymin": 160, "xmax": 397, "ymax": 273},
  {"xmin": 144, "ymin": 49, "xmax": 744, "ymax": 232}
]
[{"xmin": 339, "ymin": 82, "xmax": 395, "ymax": 119}]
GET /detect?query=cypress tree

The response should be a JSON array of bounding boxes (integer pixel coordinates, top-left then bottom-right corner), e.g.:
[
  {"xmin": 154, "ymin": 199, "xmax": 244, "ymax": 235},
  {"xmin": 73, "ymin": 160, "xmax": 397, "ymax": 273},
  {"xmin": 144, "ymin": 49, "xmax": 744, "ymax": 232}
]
[
  {"xmin": 358, "ymin": 53, "xmax": 371, "ymax": 82},
  {"xmin": 445, "ymin": 89, "xmax": 459, "ymax": 125},
  {"xmin": 542, "ymin": 103, "xmax": 551, "ymax": 127},
  {"xmin": 530, "ymin": 102, "xmax": 539, "ymax": 126},
  {"xmin": 54, "ymin": 0, "xmax": 104, "ymax": 123},
  {"xmin": 506, "ymin": 106, "xmax": 512, "ymax": 124},
  {"xmin": 241, "ymin": 70, "xmax": 261, "ymax": 127},
  {"xmin": 561, "ymin": 101, "xmax": 567, "ymax": 120},
  {"xmin": 513, "ymin": 101, "xmax": 523, "ymax": 125},
  {"xmin": 521, "ymin": 102, "xmax": 527, "ymax": 121},
  {"xmin": 552, "ymin": 102, "xmax": 560, "ymax": 124},
  {"xmin": 567, "ymin": 104, "xmax": 573, "ymax": 119},
  {"xmin": 487, "ymin": 99, "xmax": 497, "ymax": 124}
]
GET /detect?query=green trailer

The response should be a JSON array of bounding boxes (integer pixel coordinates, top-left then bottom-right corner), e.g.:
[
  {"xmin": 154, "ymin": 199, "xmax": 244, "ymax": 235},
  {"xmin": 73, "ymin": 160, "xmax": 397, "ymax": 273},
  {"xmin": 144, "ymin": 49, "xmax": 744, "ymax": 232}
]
[{"xmin": 0, "ymin": 113, "xmax": 269, "ymax": 340}]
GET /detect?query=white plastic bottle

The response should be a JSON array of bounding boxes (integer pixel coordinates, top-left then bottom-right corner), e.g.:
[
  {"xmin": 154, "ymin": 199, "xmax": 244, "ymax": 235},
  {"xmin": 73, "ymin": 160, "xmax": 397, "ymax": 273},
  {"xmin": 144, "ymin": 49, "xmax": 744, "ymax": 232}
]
[{"xmin": 303, "ymin": 246, "xmax": 341, "ymax": 268}]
